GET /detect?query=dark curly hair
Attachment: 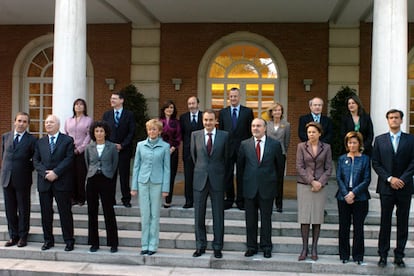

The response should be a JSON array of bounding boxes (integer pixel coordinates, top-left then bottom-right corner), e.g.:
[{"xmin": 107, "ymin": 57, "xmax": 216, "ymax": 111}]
[{"xmin": 89, "ymin": 121, "xmax": 111, "ymax": 141}]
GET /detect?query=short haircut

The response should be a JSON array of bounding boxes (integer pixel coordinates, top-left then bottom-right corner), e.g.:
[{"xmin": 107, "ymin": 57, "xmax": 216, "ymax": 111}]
[
  {"xmin": 15, "ymin": 112, "xmax": 30, "ymax": 123},
  {"xmin": 267, "ymin": 102, "xmax": 284, "ymax": 120},
  {"xmin": 146, "ymin": 118, "xmax": 163, "ymax": 132},
  {"xmin": 253, "ymin": 117, "xmax": 267, "ymax": 127},
  {"xmin": 309, "ymin": 97, "xmax": 323, "ymax": 106},
  {"xmin": 89, "ymin": 121, "xmax": 111, "ymax": 141},
  {"xmin": 188, "ymin": 96, "xmax": 200, "ymax": 104},
  {"xmin": 112, "ymin": 92, "xmax": 125, "ymax": 100},
  {"xmin": 305, "ymin": 121, "xmax": 323, "ymax": 136},
  {"xmin": 386, "ymin": 109, "xmax": 404, "ymax": 119},
  {"xmin": 229, "ymin": 87, "xmax": 240, "ymax": 93},
  {"xmin": 344, "ymin": 131, "xmax": 364, "ymax": 152},
  {"xmin": 203, "ymin": 109, "xmax": 216, "ymax": 119}
]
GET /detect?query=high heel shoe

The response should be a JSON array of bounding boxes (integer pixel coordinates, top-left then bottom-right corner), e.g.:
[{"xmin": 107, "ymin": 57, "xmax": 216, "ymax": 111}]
[
  {"xmin": 298, "ymin": 249, "xmax": 308, "ymax": 261},
  {"xmin": 311, "ymin": 249, "xmax": 318, "ymax": 261}
]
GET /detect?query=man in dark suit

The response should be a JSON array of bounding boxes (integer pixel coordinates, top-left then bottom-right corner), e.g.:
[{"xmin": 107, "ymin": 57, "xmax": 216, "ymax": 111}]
[
  {"xmin": 179, "ymin": 96, "xmax": 203, "ymax": 208},
  {"xmin": 33, "ymin": 114, "xmax": 75, "ymax": 251},
  {"xmin": 372, "ymin": 109, "xmax": 414, "ymax": 268},
  {"xmin": 219, "ymin": 87, "xmax": 254, "ymax": 210},
  {"xmin": 238, "ymin": 118, "xmax": 284, "ymax": 258},
  {"xmin": 298, "ymin": 97, "xmax": 332, "ymax": 144},
  {"xmin": 102, "ymin": 92, "xmax": 136, "ymax": 207},
  {"xmin": 191, "ymin": 110, "xmax": 228, "ymax": 259},
  {"xmin": 1, "ymin": 112, "xmax": 37, "ymax": 248}
]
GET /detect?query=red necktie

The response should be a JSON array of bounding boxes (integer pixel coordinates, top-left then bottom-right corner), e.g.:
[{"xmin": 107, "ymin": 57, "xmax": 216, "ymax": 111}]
[
  {"xmin": 256, "ymin": 139, "xmax": 261, "ymax": 163},
  {"xmin": 207, "ymin": 133, "xmax": 212, "ymax": 155}
]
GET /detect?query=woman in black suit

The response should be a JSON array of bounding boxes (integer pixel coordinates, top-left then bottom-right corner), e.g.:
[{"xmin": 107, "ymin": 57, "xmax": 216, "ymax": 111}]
[
  {"xmin": 84, "ymin": 121, "xmax": 119, "ymax": 253},
  {"xmin": 340, "ymin": 95, "xmax": 374, "ymax": 156}
]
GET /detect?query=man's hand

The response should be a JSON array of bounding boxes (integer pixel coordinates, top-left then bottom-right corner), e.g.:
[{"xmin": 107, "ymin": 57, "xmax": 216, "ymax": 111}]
[
  {"xmin": 45, "ymin": 170, "xmax": 58, "ymax": 182},
  {"xmin": 390, "ymin": 177, "xmax": 405, "ymax": 190}
]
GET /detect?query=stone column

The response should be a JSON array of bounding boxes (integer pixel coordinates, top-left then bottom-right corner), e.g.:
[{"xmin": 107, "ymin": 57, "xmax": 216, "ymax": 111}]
[
  {"xmin": 52, "ymin": 0, "xmax": 87, "ymax": 128},
  {"xmin": 370, "ymin": 0, "xmax": 408, "ymax": 209}
]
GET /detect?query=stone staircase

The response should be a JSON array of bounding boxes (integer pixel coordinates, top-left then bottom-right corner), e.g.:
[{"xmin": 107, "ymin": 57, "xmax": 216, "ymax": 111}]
[{"xmin": 1, "ymin": 181, "xmax": 414, "ymax": 275}]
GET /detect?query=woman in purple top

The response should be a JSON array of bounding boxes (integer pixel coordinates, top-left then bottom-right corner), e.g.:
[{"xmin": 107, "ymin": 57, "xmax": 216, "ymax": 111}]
[
  {"xmin": 160, "ymin": 100, "xmax": 181, "ymax": 208},
  {"xmin": 64, "ymin": 98, "xmax": 93, "ymax": 206}
]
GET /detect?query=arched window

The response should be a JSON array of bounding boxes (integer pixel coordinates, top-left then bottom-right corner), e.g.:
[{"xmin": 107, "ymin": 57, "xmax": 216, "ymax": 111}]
[
  {"xmin": 26, "ymin": 47, "xmax": 54, "ymax": 137},
  {"xmin": 208, "ymin": 44, "xmax": 278, "ymax": 117}
]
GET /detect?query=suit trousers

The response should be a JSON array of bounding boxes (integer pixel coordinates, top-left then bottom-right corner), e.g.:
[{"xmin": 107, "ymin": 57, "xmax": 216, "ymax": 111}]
[
  {"xmin": 112, "ymin": 150, "xmax": 131, "ymax": 205},
  {"xmin": 72, "ymin": 152, "xmax": 87, "ymax": 204},
  {"xmin": 86, "ymin": 174, "xmax": 119, "ymax": 247},
  {"xmin": 275, "ymin": 154, "xmax": 286, "ymax": 209},
  {"xmin": 245, "ymin": 194, "xmax": 274, "ymax": 251},
  {"xmin": 165, "ymin": 150, "xmax": 178, "ymax": 204},
  {"xmin": 138, "ymin": 181, "xmax": 162, "ymax": 251},
  {"xmin": 3, "ymin": 181, "xmax": 31, "ymax": 240},
  {"xmin": 224, "ymin": 151, "xmax": 243, "ymax": 205},
  {"xmin": 378, "ymin": 193, "xmax": 412, "ymax": 258},
  {"xmin": 39, "ymin": 188, "xmax": 74, "ymax": 244},
  {"xmin": 337, "ymin": 200, "xmax": 368, "ymax": 261},
  {"xmin": 194, "ymin": 179, "xmax": 224, "ymax": 250},
  {"xmin": 183, "ymin": 157, "xmax": 195, "ymax": 205}
]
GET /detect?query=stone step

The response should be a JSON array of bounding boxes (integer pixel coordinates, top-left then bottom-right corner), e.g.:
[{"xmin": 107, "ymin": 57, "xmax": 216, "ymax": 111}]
[
  {"xmin": 1, "ymin": 224, "xmax": 414, "ymax": 257},
  {"xmin": 0, "ymin": 244, "xmax": 413, "ymax": 275}
]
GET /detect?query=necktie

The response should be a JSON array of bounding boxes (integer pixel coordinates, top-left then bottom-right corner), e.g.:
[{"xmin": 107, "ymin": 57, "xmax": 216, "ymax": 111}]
[
  {"xmin": 207, "ymin": 133, "xmax": 212, "ymax": 156},
  {"xmin": 392, "ymin": 134, "xmax": 399, "ymax": 153},
  {"xmin": 232, "ymin": 108, "xmax": 237, "ymax": 130},
  {"xmin": 313, "ymin": 115, "xmax": 319, "ymax": 123},
  {"xmin": 50, "ymin": 136, "xmax": 56, "ymax": 154},
  {"xmin": 256, "ymin": 139, "xmax": 261, "ymax": 163},
  {"xmin": 13, "ymin": 134, "xmax": 20, "ymax": 149},
  {"xmin": 114, "ymin": 111, "xmax": 120, "ymax": 127},
  {"xmin": 191, "ymin": 114, "xmax": 197, "ymax": 128}
]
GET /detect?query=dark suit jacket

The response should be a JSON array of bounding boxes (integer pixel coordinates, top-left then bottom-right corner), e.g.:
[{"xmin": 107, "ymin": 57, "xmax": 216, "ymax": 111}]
[
  {"xmin": 298, "ymin": 113, "xmax": 333, "ymax": 144},
  {"xmin": 33, "ymin": 133, "xmax": 74, "ymax": 192},
  {"xmin": 179, "ymin": 111, "xmax": 203, "ymax": 161},
  {"xmin": 238, "ymin": 136, "xmax": 284, "ymax": 200},
  {"xmin": 84, "ymin": 141, "xmax": 119, "ymax": 179},
  {"xmin": 1, "ymin": 131, "xmax": 37, "ymax": 189},
  {"xmin": 340, "ymin": 113, "xmax": 374, "ymax": 155},
  {"xmin": 372, "ymin": 132, "xmax": 414, "ymax": 195},
  {"xmin": 191, "ymin": 129, "xmax": 228, "ymax": 192},
  {"xmin": 219, "ymin": 105, "xmax": 254, "ymax": 155},
  {"xmin": 102, "ymin": 109, "xmax": 136, "ymax": 155}
]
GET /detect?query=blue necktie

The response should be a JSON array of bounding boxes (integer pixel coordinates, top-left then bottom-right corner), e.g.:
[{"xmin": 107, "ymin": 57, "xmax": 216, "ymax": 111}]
[
  {"xmin": 115, "ymin": 111, "xmax": 120, "ymax": 127},
  {"xmin": 13, "ymin": 134, "xmax": 20, "ymax": 149},
  {"xmin": 49, "ymin": 136, "xmax": 56, "ymax": 154},
  {"xmin": 232, "ymin": 108, "xmax": 237, "ymax": 130},
  {"xmin": 191, "ymin": 114, "xmax": 197, "ymax": 128}
]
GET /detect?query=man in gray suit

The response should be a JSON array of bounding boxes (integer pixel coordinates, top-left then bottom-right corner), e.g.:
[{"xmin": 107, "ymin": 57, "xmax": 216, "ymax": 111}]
[
  {"xmin": 191, "ymin": 110, "xmax": 228, "ymax": 259},
  {"xmin": 238, "ymin": 118, "xmax": 284, "ymax": 258},
  {"xmin": 1, "ymin": 112, "xmax": 37, "ymax": 248}
]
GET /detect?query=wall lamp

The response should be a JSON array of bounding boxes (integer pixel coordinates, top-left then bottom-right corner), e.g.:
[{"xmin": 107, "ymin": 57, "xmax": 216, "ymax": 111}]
[
  {"xmin": 303, "ymin": 79, "xmax": 313, "ymax": 92},
  {"xmin": 105, "ymin": 78, "xmax": 116, "ymax": 91},
  {"xmin": 172, "ymin": 78, "xmax": 182, "ymax": 91}
]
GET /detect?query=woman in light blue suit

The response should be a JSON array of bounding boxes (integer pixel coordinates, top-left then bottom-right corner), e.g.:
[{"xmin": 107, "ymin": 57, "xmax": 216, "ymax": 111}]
[{"xmin": 131, "ymin": 119, "xmax": 170, "ymax": 256}]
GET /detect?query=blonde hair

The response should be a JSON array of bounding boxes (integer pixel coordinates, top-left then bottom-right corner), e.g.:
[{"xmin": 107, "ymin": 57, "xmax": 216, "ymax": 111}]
[
  {"xmin": 267, "ymin": 102, "xmax": 284, "ymax": 120},
  {"xmin": 146, "ymin": 119, "xmax": 163, "ymax": 132}
]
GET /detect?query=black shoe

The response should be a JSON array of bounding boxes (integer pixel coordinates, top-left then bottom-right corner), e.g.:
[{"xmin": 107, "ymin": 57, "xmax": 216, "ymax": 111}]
[
  {"xmin": 64, "ymin": 243, "xmax": 74, "ymax": 251},
  {"xmin": 356, "ymin": 260, "xmax": 362, "ymax": 265},
  {"xmin": 214, "ymin": 250, "xmax": 223, "ymax": 258},
  {"xmin": 276, "ymin": 208, "xmax": 283, "ymax": 213},
  {"xmin": 140, "ymin": 250, "xmax": 148, "ymax": 255},
  {"xmin": 89, "ymin": 245, "xmax": 99, "ymax": 252},
  {"xmin": 324, "ymin": 210, "xmax": 328, "ymax": 216},
  {"xmin": 236, "ymin": 203, "xmax": 245, "ymax": 210},
  {"xmin": 244, "ymin": 249, "xmax": 257, "ymax": 257},
  {"xmin": 17, "ymin": 238, "xmax": 27, "ymax": 248},
  {"xmin": 163, "ymin": 203, "xmax": 171, "ymax": 208},
  {"xmin": 123, "ymin": 202, "xmax": 132, "ymax": 208},
  {"xmin": 378, "ymin": 257, "xmax": 387, "ymax": 267},
  {"xmin": 110, "ymin": 246, "xmax": 118, "ymax": 253},
  {"xmin": 4, "ymin": 239, "xmax": 18, "ymax": 247},
  {"xmin": 183, "ymin": 203, "xmax": 193, "ymax": 209},
  {"xmin": 394, "ymin": 258, "xmax": 405, "ymax": 268},
  {"xmin": 224, "ymin": 201, "xmax": 233, "ymax": 210},
  {"xmin": 41, "ymin": 242, "xmax": 54, "ymax": 251},
  {"xmin": 192, "ymin": 248, "xmax": 206, "ymax": 257},
  {"xmin": 341, "ymin": 259, "xmax": 349, "ymax": 264},
  {"xmin": 263, "ymin": 249, "xmax": 272, "ymax": 258},
  {"xmin": 147, "ymin": 251, "xmax": 156, "ymax": 255}
]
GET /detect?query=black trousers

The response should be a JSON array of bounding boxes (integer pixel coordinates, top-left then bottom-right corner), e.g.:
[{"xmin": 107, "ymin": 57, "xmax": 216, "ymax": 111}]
[
  {"xmin": 165, "ymin": 150, "xmax": 178, "ymax": 204},
  {"xmin": 112, "ymin": 150, "xmax": 131, "ymax": 205},
  {"xmin": 274, "ymin": 154, "xmax": 286, "ymax": 209},
  {"xmin": 378, "ymin": 193, "xmax": 412, "ymax": 258},
  {"xmin": 72, "ymin": 152, "xmax": 86, "ymax": 203},
  {"xmin": 183, "ymin": 157, "xmax": 195, "ymax": 205},
  {"xmin": 87, "ymin": 174, "xmax": 118, "ymax": 247},
  {"xmin": 224, "ymin": 150, "xmax": 243, "ymax": 206},
  {"xmin": 3, "ymin": 181, "xmax": 31, "ymax": 241},
  {"xmin": 39, "ymin": 188, "xmax": 74, "ymax": 245},
  {"xmin": 337, "ymin": 200, "xmax": 368, "ymax": 261},
  {"xmin": 245, "ymin": 194, "xmax": 273, "ymax": 251}
]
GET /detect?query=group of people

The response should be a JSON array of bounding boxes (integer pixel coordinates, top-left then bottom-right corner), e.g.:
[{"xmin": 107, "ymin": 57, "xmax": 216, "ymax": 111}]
[{"xmin": 1, "ymin": 89, "xmax": 414, "ymax": 269}]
